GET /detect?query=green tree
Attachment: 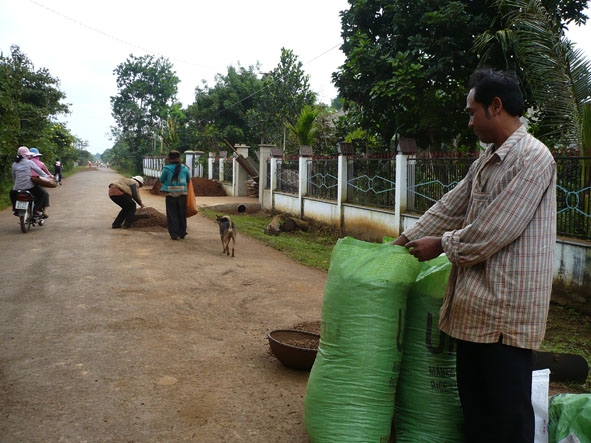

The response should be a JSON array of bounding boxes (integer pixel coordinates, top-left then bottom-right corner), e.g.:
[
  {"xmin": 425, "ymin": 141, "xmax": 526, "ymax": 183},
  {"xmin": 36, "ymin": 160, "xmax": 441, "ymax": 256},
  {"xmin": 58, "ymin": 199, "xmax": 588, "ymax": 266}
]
[
  {"xmin": 283, "ymin": 104, "xmax": 342, "ymax": 155},
  {"xmin": 250, "ymin": 48, "xmax": 316, "ymax": 152},
  {"xmin": 331, "ymin": 96, "xmax": 344, "ymax": 111},
  {"xmin": 44, "ymin": 123, "xmax": 78, "ymax": 170},
  {"xmin": 335, "ymin": 0, "xmax": 492, "ymax": 151},
  {"xmin": 110, "ymin": 54, "xmax": 180, "ymax": 171},
  {"xmin": 287, "ymin": 105, "xmax": 319, "ymax": 147},
  {"xmin": 184, "ymin": 63, "xmax": 263, "ymax": 153},
  {"xmin": 334, "ymin": 0, "xmax": 588, "ymax": 152},
  {"xmin": 313, "ymin": 104, "xmax": 342, "ymax": 155},
  {"xmin": 0, "ymin": 45, "xmax": 69, "ymax": 186}
]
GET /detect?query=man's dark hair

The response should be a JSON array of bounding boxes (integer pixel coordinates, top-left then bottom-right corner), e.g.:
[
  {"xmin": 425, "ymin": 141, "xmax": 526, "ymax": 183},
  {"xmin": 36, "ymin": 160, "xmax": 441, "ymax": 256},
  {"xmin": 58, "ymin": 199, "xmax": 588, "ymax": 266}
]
[{"xmin": 468, "ymin": 69, "xmax": 524, "ymax": 117}]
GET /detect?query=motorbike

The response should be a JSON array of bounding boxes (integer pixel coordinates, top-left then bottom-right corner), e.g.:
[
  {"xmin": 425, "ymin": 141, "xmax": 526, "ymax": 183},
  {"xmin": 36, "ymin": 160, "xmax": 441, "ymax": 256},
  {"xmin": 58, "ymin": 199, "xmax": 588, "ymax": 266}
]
[{"xmin": 13, "ymin": 190, "xmax": 46, "ymax": 233}]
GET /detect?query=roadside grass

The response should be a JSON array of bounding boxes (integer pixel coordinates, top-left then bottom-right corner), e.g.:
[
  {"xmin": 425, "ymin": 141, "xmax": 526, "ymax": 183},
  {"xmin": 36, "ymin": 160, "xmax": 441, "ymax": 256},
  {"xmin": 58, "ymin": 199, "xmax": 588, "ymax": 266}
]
[
  {"xmin": 201, "ymin": 208, "xmax": 591, "ymax": 392},
  {"xmin": 201, "ymin": 209, "xmax": 337, "ymax": 271},
  {"xmin": 541, "ymin": 305, "xmax": 591, "ymax": 392}
]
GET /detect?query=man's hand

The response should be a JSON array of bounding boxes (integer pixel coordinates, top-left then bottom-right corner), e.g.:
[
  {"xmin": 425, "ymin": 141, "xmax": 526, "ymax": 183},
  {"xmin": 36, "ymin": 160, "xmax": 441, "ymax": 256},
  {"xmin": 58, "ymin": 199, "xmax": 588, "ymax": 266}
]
[
  {"xmin": 405, "ymin": 236, "xmax": 443, "ymax": 261},
  {"xmin": 391, "ymin": 234, "xmax": 408, "ymax": 246}
]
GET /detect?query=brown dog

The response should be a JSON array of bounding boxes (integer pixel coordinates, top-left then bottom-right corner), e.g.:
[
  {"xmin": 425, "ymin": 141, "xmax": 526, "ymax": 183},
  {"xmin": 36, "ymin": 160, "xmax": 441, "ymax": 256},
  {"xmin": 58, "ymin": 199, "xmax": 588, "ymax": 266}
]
[{"xmin": 216, "ymin": 215, "xmax": 236, "ymax": 257}]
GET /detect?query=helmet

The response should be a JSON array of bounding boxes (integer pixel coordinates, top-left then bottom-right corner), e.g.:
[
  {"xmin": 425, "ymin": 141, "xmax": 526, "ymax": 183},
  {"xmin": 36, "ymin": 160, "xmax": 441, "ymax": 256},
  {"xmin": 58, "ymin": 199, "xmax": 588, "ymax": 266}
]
[
  {"xmin": 17, "ymin": 146, "xmax": 31, "ymax": 157},
  {"xmin": 132, "ymin": 176, "xmax": 144, "ymax": 186},
  {"xmin": 29, "ymin": 147, "xmax": 42, "ymax": 156}
]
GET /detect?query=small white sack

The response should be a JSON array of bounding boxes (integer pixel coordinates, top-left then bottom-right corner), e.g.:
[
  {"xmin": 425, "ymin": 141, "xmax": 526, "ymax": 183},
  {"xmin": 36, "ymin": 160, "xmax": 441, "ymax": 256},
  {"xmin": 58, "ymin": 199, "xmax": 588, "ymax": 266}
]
[{"xmin": 532, "ymin": 368, "xmax": 550, "ymax": 443}]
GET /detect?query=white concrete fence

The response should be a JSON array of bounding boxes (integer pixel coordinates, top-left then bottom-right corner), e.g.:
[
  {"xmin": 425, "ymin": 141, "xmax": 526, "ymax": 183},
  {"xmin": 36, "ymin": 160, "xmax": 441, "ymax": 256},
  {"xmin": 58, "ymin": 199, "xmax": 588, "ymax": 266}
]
[{"xmin": 143, "ymin": 145, "xmax": 591, "ymax": 311}]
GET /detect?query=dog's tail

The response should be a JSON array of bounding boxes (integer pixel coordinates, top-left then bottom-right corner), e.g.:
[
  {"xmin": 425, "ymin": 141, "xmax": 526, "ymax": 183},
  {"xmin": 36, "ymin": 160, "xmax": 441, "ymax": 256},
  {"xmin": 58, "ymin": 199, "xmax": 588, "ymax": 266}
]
[{"xmin": 223, "ymin": 216, "xmax": 233, "ymax": 233}]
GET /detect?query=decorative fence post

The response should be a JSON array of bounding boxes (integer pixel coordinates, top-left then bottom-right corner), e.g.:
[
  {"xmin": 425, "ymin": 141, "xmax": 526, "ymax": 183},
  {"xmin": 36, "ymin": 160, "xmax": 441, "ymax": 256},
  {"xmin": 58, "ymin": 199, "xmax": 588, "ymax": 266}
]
[
  {"xmin": 184, "ymin": 150, "xmax": 205, "ymax": 178},
  {"xmin": 258, "ymin": 144, "xmax": 275, "ymax": 208},
  {"xmin": 394, "ymin": 153, "xmax": 407, "ymax": 235},
  {"xmin": 338, "ymin": 142, "xmax": 355, "ymax": 230},
  {"xmin": 299, "ymin": 146, "xmax": 314, "ymax": 218},
  {"xmin": 208, "ymin": 152, "xmax": 215, "ymax": 180},
  {"xmin": 269, "ymin": 148, "xmax": 283, "ymax": 212},
  {"xmin": 219, "ymin": 151, "xmax": 227, "ymax": 183},
  {"xmin": 395, "ymin": 139, "xmax": 417, "ymax": 234},
  {"xmin": 233, "ymin": 144, "xmax": 250, "ymax": 197}
]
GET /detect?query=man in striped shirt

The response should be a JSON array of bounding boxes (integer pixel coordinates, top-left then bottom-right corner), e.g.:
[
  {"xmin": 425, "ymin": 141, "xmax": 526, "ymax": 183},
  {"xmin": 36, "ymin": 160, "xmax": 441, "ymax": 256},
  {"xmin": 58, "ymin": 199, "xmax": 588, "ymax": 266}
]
[{"xmin": 394, "ymin": 69, "xmax": 556, "ymax": 443}]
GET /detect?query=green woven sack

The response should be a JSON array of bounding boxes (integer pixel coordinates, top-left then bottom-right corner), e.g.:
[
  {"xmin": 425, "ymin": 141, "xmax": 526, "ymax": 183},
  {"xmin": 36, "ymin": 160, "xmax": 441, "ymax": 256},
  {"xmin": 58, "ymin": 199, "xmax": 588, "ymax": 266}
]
[
  {"xmin": 394, "ymin": 255, "xmax": 464, "ymax": 442},
  {"xmin": 304, "ymin": 237, "xmax": 421, "ymax": 442},
  {"xmin": 548, "ymin": 393, "xmax": 591, "ymax": 443}
]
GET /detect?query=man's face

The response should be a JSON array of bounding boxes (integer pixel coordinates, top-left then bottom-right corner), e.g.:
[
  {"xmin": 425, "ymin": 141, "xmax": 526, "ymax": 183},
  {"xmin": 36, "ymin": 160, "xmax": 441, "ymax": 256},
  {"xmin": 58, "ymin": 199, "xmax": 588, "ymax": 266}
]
[{"xmin": 466, "ymin": 88, "xmax": 493, "ymax": 144}]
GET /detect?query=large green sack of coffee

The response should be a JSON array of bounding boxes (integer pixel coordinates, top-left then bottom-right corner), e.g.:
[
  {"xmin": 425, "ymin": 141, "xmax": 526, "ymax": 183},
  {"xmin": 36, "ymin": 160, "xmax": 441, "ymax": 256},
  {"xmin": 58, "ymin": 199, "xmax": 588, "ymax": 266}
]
[
  {"xmin": 394, "ymin": 255, "xmax": 464, "ymax": 442},
  {"xmin": 304, "ymin": 237, "xmax": 421, "ymax": 442},
  {"xmin": 548, "ymin": 393, "xmax": 591, "ymax": 443}
]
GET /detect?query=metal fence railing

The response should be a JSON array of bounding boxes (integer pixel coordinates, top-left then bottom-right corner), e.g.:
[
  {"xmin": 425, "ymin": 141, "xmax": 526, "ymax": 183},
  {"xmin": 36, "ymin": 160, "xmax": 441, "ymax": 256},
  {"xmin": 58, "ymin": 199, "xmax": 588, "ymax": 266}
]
[
  {"xmin": 276, "ymin": 159, "xmax": 299, "ymax": 194},
  {"xmin": 347, "ymin": 156, "xmax": 396, "ymax": 209},
  {"xmin": 405, "ymin": 153, "xmax": 591, "ymax": 240},
  {"xmin": 406, "ymin": 153, "xmax": 478, "ymax": 214},
  {"xmin": 556, "ymin": 156, "xmax": 591, "ymax": 240},
  {"xmin": 306, "ymin": 159, "xmax": 338, "ymax": 201},
  {"xmin": 264, "ymin": 151, "xmax": 591, "ymax": 241},
  {"xmin": 211, "ymin": 160, "xmax": 220, "ymax": 182},
  {"xmin": 222, "ymin": 158, "xmax": 233, "ymax": 183}
]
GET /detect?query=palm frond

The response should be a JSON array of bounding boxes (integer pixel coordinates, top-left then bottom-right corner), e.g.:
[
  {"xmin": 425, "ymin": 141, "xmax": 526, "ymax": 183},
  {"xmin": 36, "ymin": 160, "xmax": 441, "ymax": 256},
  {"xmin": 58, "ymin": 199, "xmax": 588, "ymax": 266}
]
[
  {"xmin": 287, "ymin": 105, "xmax": 319, "ymax": 146},
  {"xmin": 485, "ymin": 0, "xmax": 591, "ymax": 148}
]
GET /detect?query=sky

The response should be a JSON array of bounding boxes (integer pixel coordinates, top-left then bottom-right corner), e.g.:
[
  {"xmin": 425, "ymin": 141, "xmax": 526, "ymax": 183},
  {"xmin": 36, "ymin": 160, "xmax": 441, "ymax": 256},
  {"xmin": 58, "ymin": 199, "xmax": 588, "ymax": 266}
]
[
  {"xmin": 1, "ymin": 0, "xmax": 590, "ymax": 156},
  {"xmin": 0, "ymin": 0, "xmax": 350, "ymax": 154}
]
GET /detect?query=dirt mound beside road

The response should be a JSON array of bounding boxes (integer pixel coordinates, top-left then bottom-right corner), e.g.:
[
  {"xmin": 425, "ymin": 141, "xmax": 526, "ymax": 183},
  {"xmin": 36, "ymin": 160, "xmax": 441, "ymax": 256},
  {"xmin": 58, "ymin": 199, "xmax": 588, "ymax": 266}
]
[
  {"xmin": 132, "ymin": 207, "xmax": 168, "ymax": 231},
  {"xmin": 150, "ymin": 177, "xmax": 227, "ymax": 196}
]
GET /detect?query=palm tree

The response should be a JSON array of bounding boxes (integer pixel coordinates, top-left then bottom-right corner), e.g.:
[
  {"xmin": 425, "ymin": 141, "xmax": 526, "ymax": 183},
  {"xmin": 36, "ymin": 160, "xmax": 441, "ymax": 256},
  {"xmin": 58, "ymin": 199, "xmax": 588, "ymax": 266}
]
[
  {"xmin": 287, "ymin": 105, "xmax": 319, "ymax": 147},
  {"xmin": 475, "ymin": 0, "xmax": 591, "ymax": 149}
]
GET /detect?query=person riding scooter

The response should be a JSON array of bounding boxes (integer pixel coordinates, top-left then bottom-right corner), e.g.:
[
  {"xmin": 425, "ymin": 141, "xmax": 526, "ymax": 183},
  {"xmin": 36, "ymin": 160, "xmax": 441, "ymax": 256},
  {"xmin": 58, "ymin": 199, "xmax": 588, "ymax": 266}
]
[
  {"xmin": 28, "ymin": 147, "xmax": 53, "ymax": 218},
  {"xmin": 10, "ymin": 146, "xmax": 50, "ymax": 217}
]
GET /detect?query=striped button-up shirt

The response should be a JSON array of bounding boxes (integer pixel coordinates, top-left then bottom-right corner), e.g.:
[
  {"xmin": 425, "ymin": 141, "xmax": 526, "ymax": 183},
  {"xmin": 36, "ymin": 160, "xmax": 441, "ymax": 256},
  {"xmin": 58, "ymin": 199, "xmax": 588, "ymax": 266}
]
[{"xmin": 402, "ymin": 125, "xmax": 556, "ymax": 349}]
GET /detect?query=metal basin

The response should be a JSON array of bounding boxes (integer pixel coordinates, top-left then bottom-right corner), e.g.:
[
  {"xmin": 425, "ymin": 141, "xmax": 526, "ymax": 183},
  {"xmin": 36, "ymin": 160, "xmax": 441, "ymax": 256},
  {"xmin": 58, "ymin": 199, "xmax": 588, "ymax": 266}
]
[{"xmin": 267, "ymin": 329, "xmax": 320, "ymax": 370}]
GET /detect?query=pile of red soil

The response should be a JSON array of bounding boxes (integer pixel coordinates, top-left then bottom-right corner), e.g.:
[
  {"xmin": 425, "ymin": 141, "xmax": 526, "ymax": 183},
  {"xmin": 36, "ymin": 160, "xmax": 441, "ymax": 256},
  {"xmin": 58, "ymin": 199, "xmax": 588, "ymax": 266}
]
[
  {"xmin": 150, "ymin": 177, "xmax": 226, "ymax": 196},
  {"xmin": 193, "ymin": 177, "xmax": 227, "ymax": 196},
  {"xmin": 131, "ymin": 207, "xmax": 168, "ymax": 231}
]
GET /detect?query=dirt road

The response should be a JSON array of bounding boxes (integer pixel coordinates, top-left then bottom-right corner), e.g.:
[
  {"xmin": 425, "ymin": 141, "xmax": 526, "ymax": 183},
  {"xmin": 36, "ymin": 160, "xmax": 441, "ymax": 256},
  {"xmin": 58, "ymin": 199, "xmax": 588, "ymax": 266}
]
[{"xmin": 0, "ymin": 168, "xmax": 326, "ymax": 442}]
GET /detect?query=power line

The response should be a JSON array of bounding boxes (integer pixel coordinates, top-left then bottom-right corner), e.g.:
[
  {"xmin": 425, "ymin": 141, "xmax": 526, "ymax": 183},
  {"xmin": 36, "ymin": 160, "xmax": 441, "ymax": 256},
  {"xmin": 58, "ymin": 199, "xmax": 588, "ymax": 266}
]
[
  {"xmin": 27, "ymin": 0, "xmax": 216, "ymax": 70},
  {"xmin": 27, "ymin": 0, "xmax": 342, "ymax": 123}
]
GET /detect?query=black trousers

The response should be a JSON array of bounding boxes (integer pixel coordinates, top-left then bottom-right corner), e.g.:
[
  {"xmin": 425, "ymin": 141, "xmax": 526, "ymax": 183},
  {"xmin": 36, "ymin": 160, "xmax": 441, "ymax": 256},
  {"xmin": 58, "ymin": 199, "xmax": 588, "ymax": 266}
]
[
  {"xmin": 165, "ymin": 195, "xmax": 187, "ymax": 239},
  {"xmin": 110, "ymin": 194, "xmax": 136, "ymax": 228},
  {"xmin": 38, "ymin": 186, "xmax": 50, "ymax": 209},
  {"xmin": 456, "ymin": 338, "xmax": 534, "ymax": 443}
]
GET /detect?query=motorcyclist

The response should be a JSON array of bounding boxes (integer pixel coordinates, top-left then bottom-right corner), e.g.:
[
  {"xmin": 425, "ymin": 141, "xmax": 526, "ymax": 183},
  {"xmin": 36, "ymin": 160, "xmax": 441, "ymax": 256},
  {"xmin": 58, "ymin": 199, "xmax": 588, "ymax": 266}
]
[
  {"xmin": 28, "ymin": 147, "xmax": 53, "ymax": 217},
  {"xmin": 10, "ymin": 146, "xmax": 50, "ymax": 217}
]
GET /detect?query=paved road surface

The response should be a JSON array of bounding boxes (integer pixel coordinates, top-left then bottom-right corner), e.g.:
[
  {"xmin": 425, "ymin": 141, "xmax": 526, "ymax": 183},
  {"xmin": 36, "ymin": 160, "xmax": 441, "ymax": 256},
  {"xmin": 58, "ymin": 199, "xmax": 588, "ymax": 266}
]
[{"xmin": 0, "ymin": 167, "xmax": 326, "ymax": 442}]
